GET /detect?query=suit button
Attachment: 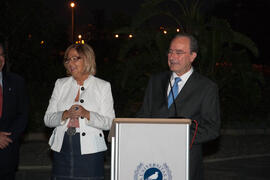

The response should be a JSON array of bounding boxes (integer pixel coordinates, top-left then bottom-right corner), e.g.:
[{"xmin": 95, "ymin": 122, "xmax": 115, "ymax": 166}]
[
  {"xmin": 81, "ymin": 87, "xmax": 85, "ymax": 91},
  {"xmin": 99, "ymin": 133, "xmax": 102, "ymax": 137},
  {"xmin": 80, "ymin": 99, "xmax": 84, "ymax": 103},
  {"xmin": 82, "ymin": 132, "xmax": 86, "ymax": 136}
]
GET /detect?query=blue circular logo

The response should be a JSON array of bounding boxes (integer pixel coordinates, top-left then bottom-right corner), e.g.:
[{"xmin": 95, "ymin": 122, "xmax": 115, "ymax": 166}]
[
  {"xmin": 134, "ymin": 163, "xmax": 172, "ymax": 180},
  {"xmin": 144, "ymin": 168, "xmax": 163, "ymax": 180}
]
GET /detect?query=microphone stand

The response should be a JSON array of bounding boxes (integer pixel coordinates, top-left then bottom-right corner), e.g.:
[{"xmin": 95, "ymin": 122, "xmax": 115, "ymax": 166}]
[{"xmin": 168, "ymin": 79, "xmax": 186, "ymax": 119}]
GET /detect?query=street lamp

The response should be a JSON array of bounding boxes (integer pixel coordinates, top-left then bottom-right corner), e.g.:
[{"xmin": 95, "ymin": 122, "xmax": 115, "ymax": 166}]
[
  {"xmin": 70, "ymin": 2, "xmax": 76, "ymax": 43},
  {"xmin": 78, "ymin": 34, "xmax": 82, "ymax": 44},
  {"xmin": 70, "ymin": 2, "xmax": 75, "ymax": 8}
]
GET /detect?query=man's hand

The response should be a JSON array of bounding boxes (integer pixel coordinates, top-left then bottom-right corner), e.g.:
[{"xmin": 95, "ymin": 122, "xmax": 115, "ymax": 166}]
[{"xmin": 0, "ymin": 132, "xmax": 12, "ymax": 149}]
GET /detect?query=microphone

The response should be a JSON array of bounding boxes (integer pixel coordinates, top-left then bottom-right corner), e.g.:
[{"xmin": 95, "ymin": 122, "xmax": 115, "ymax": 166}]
[
  {"xmin": 168, "ymin": 78, "xmax": 179, "ymax": 118},
  {"xmin": 168, "ymin": 78, "xmax": 187, "ymax": 119},
  {"xmin": 168, "ymin": 78, "xmax": 198, "ymax": 148}
]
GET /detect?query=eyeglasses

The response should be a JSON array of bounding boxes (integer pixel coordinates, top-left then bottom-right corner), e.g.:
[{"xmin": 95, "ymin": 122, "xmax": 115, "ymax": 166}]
[
  {"xmin": 167, "ymin": 49, "xmax": 187, "ymax": 56},
  {"xmin": 64, "ymin": 56, "xmax": 81, "ymax": 64}
]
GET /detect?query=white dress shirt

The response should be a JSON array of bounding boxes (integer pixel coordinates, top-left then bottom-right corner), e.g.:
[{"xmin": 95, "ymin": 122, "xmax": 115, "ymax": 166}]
[{"xmin": 167, "ymin": 67, "xmax": 194, "ymax": 96}]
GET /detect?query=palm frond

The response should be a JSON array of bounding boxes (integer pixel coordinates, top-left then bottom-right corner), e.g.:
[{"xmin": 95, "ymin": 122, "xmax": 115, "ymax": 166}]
[{"xmin": 232, "ymin": 31, "xmax": 259, "ymax": 57}]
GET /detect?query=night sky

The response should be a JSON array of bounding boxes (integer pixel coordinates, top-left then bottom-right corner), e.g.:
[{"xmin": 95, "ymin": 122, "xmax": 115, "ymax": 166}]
[
  {"xmin": 45, "ymin": 0, "xmax": 144, "ymax": 25},
  {"xmin": 43, "ymin": 0, "xmax": 269, "ymax": 64}
]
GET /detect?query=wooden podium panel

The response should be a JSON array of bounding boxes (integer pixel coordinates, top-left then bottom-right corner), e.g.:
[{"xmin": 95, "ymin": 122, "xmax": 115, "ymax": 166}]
[{"xmin": 110, "ymin": 118, "xmax": 191, "ymax": 180}]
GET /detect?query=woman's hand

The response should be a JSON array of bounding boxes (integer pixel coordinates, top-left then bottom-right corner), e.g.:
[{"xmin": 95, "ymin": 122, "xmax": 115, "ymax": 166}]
[{"xmin": 62, "ymin": 105, "xmax": 90, "ymax": 121}]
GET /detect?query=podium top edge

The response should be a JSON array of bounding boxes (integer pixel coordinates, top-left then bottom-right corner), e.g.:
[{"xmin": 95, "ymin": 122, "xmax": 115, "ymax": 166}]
[{"xmin": 113, "ymin": 118, "xmax": 192, "ymax": 124}]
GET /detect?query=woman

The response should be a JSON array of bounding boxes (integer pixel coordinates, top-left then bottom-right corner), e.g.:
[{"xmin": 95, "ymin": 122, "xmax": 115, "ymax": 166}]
[{"xmin": 44, "ymin": 43, "xmax": 115, "ymax": 180}]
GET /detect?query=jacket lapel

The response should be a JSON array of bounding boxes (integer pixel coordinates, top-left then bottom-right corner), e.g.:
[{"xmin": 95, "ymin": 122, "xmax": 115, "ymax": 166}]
[
  {"xmin": 2, "ymin": 72, "xmax": 9, "ymax": 119},
  {"xmin": 162, "ymin": 71, "xmax": 172, "ymax": 104},
  {"xmin": 174, "ymin": 71, "xmax": 198, "ymax": 104}
]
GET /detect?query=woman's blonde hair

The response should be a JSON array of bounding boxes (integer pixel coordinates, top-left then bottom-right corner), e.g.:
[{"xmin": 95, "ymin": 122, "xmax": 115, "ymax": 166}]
[{"xmin": 64, "ymin": 43, "xmax": 96, "ymax": 75}]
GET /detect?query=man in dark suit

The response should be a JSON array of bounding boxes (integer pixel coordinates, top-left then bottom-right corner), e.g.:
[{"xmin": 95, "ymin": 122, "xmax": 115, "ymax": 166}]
[
  {"xmin": 137, "ymin": 33, "xmax": 221, "ymax": 180},
  {"xmin": 0, "ymin": 42, "xmax": 28, "ymax": 180}
]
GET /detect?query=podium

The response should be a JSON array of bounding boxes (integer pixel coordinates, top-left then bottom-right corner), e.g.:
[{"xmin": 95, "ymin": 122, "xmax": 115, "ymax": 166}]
[{"xmin": 108, "ymin": 118, "xmax": 191, "ymax": 180}]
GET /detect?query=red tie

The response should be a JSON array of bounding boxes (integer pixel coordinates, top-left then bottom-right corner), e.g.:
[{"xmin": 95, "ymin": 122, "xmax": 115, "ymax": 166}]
[{"xmin": 0, "ymin": 84, "xmax": 2, "ymax": 117}]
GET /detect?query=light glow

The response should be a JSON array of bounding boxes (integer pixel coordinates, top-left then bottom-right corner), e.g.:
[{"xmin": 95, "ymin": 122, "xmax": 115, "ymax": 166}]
[{"xmin": 70, "ymin": 2, "xmax": 75, "ymax": 8}]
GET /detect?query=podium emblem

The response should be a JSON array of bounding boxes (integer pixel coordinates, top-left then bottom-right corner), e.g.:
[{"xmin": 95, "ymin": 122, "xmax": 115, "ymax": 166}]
[{"xmin": 134, "ymin": 163, "xmax": 172, "ymax": 180}]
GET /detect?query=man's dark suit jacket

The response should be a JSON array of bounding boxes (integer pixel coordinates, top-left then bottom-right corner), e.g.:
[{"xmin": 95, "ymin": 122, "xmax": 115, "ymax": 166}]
[
  {"xmin": 0, "ymin": 72, "xmax": 28, "ymax": 173},
  {"xmin": 137, "ymin": 71, "xmax": 221, "ymax": 180}
]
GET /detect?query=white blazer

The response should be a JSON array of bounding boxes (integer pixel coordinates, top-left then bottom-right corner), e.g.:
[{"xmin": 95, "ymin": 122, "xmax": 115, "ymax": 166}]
[{"xmin": 44, "ymin": 75, "xmax": 115, "ymax": 154}]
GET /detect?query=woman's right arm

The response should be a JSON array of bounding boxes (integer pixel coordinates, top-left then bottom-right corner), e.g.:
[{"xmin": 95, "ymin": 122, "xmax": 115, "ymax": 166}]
[{"xmin": 44, "ymin": 79, "xmax": 66, "ymax": 128}]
